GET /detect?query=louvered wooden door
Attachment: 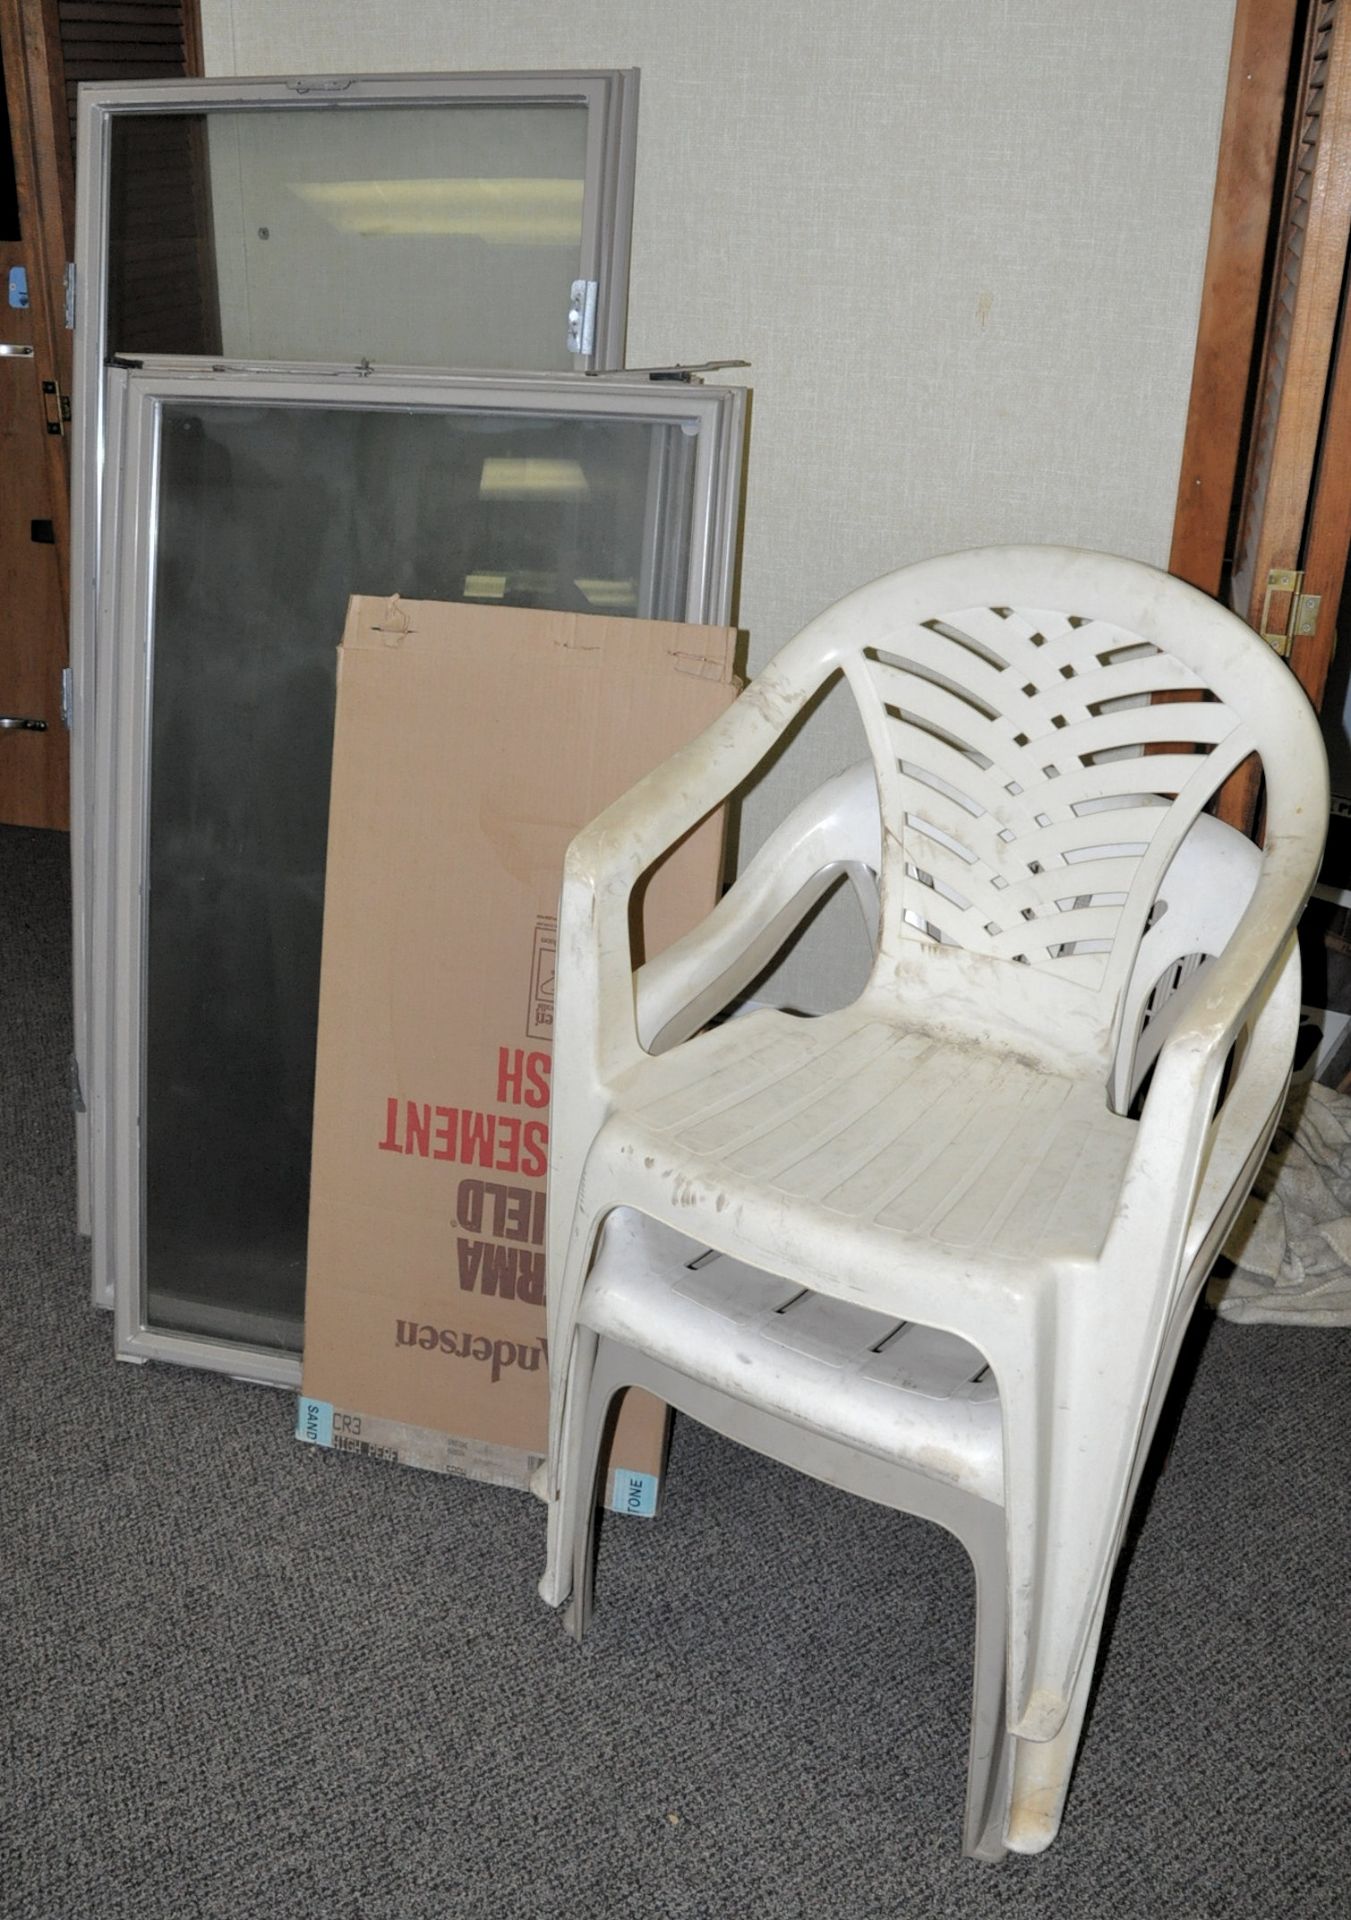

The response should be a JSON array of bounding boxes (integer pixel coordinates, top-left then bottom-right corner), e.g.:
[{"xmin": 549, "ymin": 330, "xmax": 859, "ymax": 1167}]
[
  {"xmin": 60, "ymin": 2, "xmax": 215, "ymax": 354},
  {"xmin": 0, "ymin": 0, "xmax": 202, "ymax": 828},
  {"xmin": 56, "ymin": 2, "xmax": 203, "ymax": 140}
]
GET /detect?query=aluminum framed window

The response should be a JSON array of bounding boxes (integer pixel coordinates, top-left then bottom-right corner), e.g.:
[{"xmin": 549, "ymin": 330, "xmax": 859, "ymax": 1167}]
[
  {"xmin": 70, "ymin": 68, "xmax": 639, "ymax": 1243},
  {"xmin": 94, "ymin": 365, "xmax": 744, "ymax": 1384}
]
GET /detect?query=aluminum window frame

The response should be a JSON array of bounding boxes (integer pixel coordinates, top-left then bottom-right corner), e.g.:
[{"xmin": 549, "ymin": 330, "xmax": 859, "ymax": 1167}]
[
  {"xmin": 71, "ymin": 68, "xmax": 639, "ymax": 1242},
  {"xmin": 96, "ymin": 363, "xmax": 744, "ymax": 1382}
]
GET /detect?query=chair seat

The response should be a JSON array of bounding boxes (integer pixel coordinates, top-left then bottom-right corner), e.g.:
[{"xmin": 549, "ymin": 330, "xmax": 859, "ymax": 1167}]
[
  {"xmin": 604, "ymin": 1003, "xmax": 1138, "ymax": 1295},
  {"xmin": 583, "ymin": 1209, "xmax": 1005, "ymax": 1502}
]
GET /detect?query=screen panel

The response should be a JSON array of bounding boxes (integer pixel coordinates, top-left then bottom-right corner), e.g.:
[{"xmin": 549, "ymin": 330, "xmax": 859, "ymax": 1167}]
[
  {"xmin": 71, "ymin": 72, "xmax": 638, "ymax": 1265},
  {"xmin": 107, "ymin": 103, "xmax": 592, "ymax": 369},
  {"xmin": 106, "ymin": 378, "xmax": 739, "ymax": 1363}
]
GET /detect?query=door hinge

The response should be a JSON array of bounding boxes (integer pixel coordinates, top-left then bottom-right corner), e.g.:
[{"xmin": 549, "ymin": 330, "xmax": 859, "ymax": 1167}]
[
  {"xmin": 41, "ymin": 378, "xmax": 71, "ymax": 436},
  {"xmin": 567, "ymin": 279, "xmax": 598, "ymax": 357},
  {"xmin": 70, "ymin": 1055, "xmax": 86, "ymax": 1115},
  {"xmin": 61, "ymin": 667, "xmax": 73, "ymax": 731},
  {"xmin": 64, "ymin": 263, "xmax": 76, "ymax": 331},
  {"xmin": 1259, "ymin": 568, "xmax": 1321, "ymax": 658}
]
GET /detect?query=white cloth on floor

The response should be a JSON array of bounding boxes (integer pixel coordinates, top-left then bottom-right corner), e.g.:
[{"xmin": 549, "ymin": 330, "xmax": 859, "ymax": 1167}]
[{"xmin": 1211, "ymin": 1081, "xmax": 1351, "ymax": 1326}]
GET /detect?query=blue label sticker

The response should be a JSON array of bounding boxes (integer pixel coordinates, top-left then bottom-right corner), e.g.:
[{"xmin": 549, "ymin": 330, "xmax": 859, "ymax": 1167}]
[
  {"xmin": 296, "ymin": 1397, "xmax": 334, "ymax": 1447},
  {"xmin": 8, "ymin": 266, "xmax": 29, "ymax": 309},
  {"xmin": 608, "ymin": 1468, "xmax": 659, "ymax": 1518}
]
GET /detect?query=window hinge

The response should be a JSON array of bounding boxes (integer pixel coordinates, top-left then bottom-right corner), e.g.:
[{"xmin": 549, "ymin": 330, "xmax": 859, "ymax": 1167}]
[
  {"xmin": 1259, "ymin": 568, "xmax": 1321, "ymax": 659},
  {"xmin": 586, "ymin": 358, "xmax": 752, "ymax": 383},
  {"xmin": 567, "ymin": 279, "xmax": 598, "ymax": 357},
  {"xmin": 61, "ymin": 667, "xmax": 72, "ymax": 731},
  {"xmin": 70, "ymin": 1054, "xmax": 86, "ymax": 1115},
  {"xmin": 64, "ymin": 262, "xmax": 75, "ymax": 331},
  {"xmin": 41, "ymin": 378, "xmax": 70, "ymax": 436}
]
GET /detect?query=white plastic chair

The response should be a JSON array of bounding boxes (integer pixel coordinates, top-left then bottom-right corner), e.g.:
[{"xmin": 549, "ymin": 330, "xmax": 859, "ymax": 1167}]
[{"xmin": 539, "ymin": 547, "xmax": 1327, "ymax": 1854}]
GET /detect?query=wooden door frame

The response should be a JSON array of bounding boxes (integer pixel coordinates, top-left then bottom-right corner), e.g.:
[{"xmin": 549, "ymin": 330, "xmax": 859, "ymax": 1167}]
[
  {"xmin": 0, "ymin": 0, "xmax": 75, "ymax": 616},
  {"xmin": 1169, "ymin": 0, "xmax": 1304, "ymax": 599},
  {"xmin": 0, "ymin": 0, "xmax": 208, "ymax": 620},
  {"xmin": 1230, "ymin": 1, "xmax": 1351, "ymax": 632},
  {"xmin": 1169, "ymin": 0, "xmax": 1351, "ymax": 840}
]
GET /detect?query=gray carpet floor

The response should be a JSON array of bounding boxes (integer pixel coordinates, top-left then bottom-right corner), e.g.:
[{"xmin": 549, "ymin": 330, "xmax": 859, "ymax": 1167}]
[{"xmin": 3, "ymin": 820, "xmax": 1350, "ymax": 1918}]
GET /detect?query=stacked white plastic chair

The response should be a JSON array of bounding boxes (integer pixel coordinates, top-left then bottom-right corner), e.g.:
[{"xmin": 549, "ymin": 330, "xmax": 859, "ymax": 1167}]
[{"xmin": 538, "ymin": 547, "xmax": 1327, "ymax": 1856}]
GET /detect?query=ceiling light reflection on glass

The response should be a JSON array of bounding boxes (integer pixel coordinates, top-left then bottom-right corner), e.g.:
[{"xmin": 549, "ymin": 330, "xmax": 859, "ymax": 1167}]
[
  {"xmin": 575, "ymin": 579, "xmax": 638, "ymax": 609},
  {"xmin": 478, "ymin": 458, "xmax": 591, "ymax": 500},
  {"xmin": 289, "ymin": 176, "xmax": 584, "ymax": 241}
]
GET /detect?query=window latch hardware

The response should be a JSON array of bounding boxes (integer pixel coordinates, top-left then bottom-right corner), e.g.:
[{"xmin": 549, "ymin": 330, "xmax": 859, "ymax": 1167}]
[{"xmin": 567, "ymin": 279, "xmax": 598, "ymax": 357}]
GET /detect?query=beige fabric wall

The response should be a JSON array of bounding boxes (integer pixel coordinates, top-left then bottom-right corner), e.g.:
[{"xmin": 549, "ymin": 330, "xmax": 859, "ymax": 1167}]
[{"xmin": 200, "ymin": 0, "xmax": 1237, "ymax": 1007}]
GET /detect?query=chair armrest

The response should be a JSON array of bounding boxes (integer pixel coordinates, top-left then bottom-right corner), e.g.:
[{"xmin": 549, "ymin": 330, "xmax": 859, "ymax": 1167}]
[
  {"xmin": 1107, "ymin": 827, "xmax": 1316, "ymax": 1288},
  {"xmin": 557, "ymin": 636, "xmax": 849, "ymax": 1082},
  {"xmin": 1184, "ymin": 933, "xmax": 1300, "ymax": 1270},
  {"xmin": 568, "ymin": 638, "xmax": 842, "ymax": 893},
  {"xmin": 634, "ymin": 763, "xmax": 881, "ymax": 1052}
]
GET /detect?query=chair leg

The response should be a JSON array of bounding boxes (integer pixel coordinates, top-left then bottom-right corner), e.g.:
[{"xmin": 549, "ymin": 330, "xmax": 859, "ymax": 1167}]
[
  {"xmin": 540, "ymin": 1199, "xmax": 613, "ymax": 1609},
  {"xmin": 1003, "ymin": 1627, "xmax": 1098, "ymax": 1855},
  {"xmin": 563, "ymin": 1338, "xmax": 622, "ymax": 1645},
  {"xmin": 960, "ymin": 1500, "xmax": 1015, "ymax": 1863},
  {"xmin": 542, "ymin": 1324, "xmax": 600, "ymax": 1619},
  {"xmin": 988, "ymin": 1296, "xmax": 1160, "ymax": 1746},
  {"xmin": 958, "ymin": 1489, "xmax": 1104, "ymax": 1859},
  {"xmin": 995, "ymin": 1283, "xmax": 1213, "ymax": 1850}
]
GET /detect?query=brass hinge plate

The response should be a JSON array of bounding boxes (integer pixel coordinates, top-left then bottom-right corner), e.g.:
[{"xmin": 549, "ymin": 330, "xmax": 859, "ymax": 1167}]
[
  {"xmin": 1259, "ymin": 568, "xmax": 1320, "ymax": 657},
  {"xmin": 41, "ymin": 378, "xmax": 70, "ymax": 436}
]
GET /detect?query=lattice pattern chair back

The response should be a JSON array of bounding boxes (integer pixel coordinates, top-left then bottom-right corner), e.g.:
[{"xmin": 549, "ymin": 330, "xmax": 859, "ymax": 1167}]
[{"xmin": 807, "ymin": 550, "xmax": 1290, "ymax": 1088}]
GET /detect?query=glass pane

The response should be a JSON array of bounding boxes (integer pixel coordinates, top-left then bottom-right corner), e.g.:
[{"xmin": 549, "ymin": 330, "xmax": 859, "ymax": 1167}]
[
  {"xmin": 142, "ymin": 398, "xmax": 698, "ymax": 1350},
  {"xmin": 108, "ymin": 104, "xmax": 589, "ymax": 368}
]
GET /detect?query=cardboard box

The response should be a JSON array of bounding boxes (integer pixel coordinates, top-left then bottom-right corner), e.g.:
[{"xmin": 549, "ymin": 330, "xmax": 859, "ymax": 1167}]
[{"xmin": 298, "ymin": 596, "xmax": 738, "ymax": 1513}]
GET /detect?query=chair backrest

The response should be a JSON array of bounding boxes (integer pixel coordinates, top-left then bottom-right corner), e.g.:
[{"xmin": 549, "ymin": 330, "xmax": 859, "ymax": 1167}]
[{"xmin": 787, "ymin": 548, "xmax": 1326, "ymax": 1080}]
